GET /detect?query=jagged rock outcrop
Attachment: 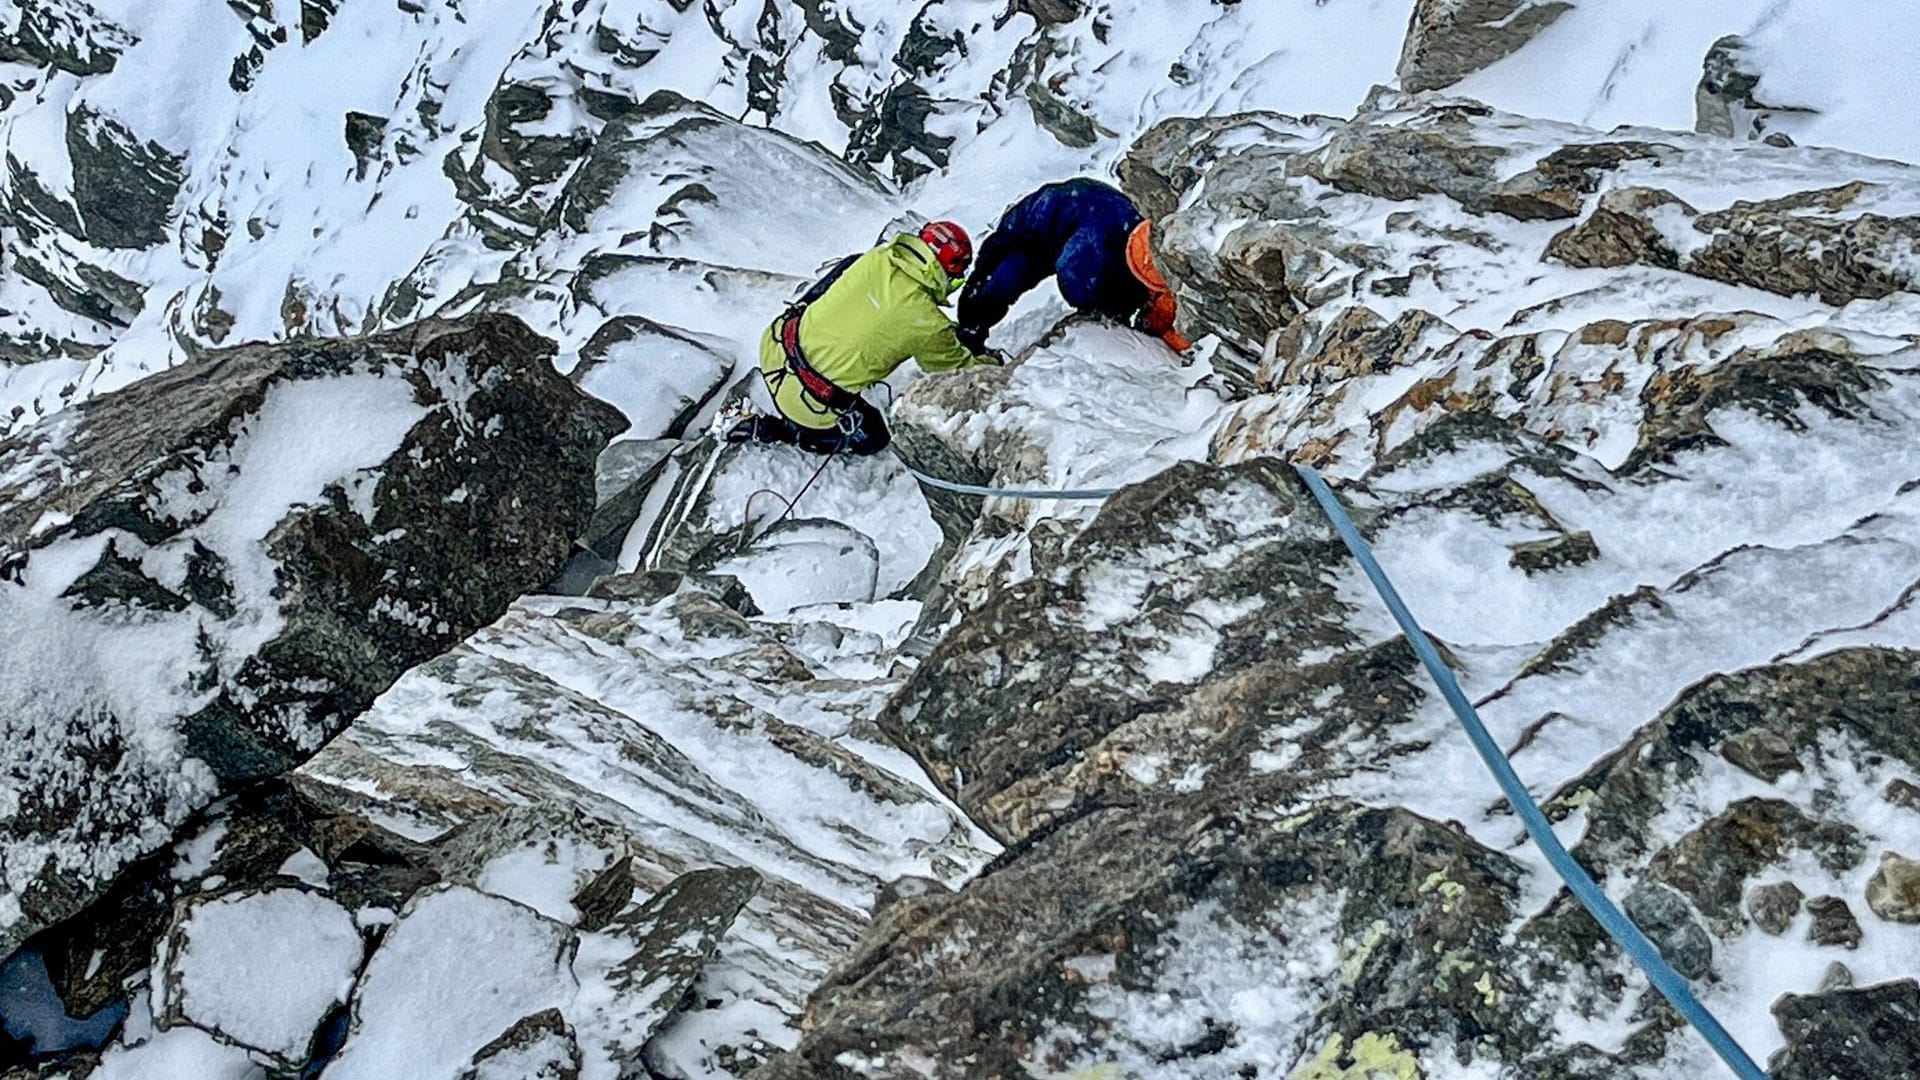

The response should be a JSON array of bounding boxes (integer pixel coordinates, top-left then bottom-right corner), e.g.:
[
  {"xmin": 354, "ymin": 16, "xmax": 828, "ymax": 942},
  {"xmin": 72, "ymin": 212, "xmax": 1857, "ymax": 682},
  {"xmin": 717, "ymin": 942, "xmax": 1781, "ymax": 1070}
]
[
  {"xmin": 1694, "ymin": 34, "xmax": 1818, "ymax": 145},
  {"xmin": 64, "ymin": 105, "xmax": 183, "ymax": 250},
  {"xmin": 1547, "ymin": 181, "xmax": 1920, "ymax": 305},
  {"xmin": 0, "ymin": 313, "xmax": 624, "ymax": 958},
  {"xmin": 0, "ymin": 0, "xmax": 134, "ymax": 76},
  {"xmin": 1124, "ymin": 94, "xmax": 1920, "ymax": 415},
  {"xmin": 752, "ymin": 93, "xmax": 1920, "ymax": 1076},
  {"xmin": 1398, "ymin": 0, "xmax": 1573, "ymax": 94},
  {"xmin": 10, "ymin": 6, "xmax": 1920, "ymax": 1079}
]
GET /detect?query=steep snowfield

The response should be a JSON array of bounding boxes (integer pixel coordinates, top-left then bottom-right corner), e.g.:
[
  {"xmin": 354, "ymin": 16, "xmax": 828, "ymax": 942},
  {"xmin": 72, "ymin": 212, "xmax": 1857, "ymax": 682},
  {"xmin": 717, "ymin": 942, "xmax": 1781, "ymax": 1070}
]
[{"xmin": 1454, "ymin": 0, "xmax": 1920, "ymax": 162}]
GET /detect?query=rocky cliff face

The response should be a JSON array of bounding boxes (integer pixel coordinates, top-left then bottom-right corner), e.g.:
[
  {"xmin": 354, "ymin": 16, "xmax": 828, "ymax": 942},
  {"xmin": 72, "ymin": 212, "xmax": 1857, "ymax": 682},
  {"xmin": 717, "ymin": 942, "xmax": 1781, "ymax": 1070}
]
[
  {"xmin": 3, "ymin": 4, "xmax": 1919, "ymax": 1080},
  {"xmin": 755, "ymin": 94, "xmax": 1920, "ymax": 1080},
  {"xmin": 0, "ymin": 313, "xmax": 622, "ymax": 963}
]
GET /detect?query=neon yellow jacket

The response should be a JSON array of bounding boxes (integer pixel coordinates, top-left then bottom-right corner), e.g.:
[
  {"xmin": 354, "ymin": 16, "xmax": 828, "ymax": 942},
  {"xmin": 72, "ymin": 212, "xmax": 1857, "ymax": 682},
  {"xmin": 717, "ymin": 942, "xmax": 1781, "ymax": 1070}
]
[{"xmin": 759, "ymin": 234, "xmax": 991, "ymax": 429}]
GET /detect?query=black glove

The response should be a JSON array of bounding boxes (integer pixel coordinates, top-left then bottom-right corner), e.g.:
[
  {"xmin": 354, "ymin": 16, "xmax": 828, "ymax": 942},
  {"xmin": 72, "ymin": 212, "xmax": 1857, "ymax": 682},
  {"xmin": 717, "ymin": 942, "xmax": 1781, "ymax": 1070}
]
[
  {"xmin": 956, "ymin": 324, "xmax": 989, "ymax": 354},
  {"xmin": 979, "ymin": 348, "xmax": 1008, "ymax": 366}
]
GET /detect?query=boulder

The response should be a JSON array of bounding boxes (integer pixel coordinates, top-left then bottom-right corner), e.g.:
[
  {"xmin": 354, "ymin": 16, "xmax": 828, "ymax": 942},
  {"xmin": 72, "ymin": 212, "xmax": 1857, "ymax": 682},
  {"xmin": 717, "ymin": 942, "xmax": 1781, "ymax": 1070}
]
[
  {"xmin": 323, "ymin": 885, "xmax": 579, "ymax": 1080},
  {"xmin": 459, "ymin": 1009, "xmax": 581, "ymax": 1080},
  {"xmin": 878, "ymin": 457, "xmax": 1379, "ymax": 845},
  {"xmin": 1804, "ymin": 895, "xmax": 1863, "ymax": 949},
  {"xmin": 1746, "ymin": 881, "xmax": 1804, "ymax": 936},
  {"xmin": 64, "ymin": 106, "xmax": 184, "ymax": 250},
  {"xmin": 1770, "ymin": 980, "xmax": 1920, "ymax": 1080},
  {"xmin": 0, "ymin": 313, "xmax": 624, "ymax": 957},
  {"xmin": 571, "ymin": 317, "xmax": 734, "ymax": 441},
  {"xmin": 573, "ymin": 866, "xmax": 761, "ymax": 1075},
  {"xmin": 1865, "ymin": 852, "xmax": 1920, "ymax": 923},
  {"xmin": 556, "ymin": 90, "xmax": 892, "ymax": 275},
  {"xmin": 156, "ymin": 887, "xmax": 364, "ymax": 1070},
  {"xmin": 1397, "ymin": 0, "xmax": 1573, "ymax": 93},
  {"xmin": 1694, "ymin": 34, "xmax": 1818, "ymax": 143},
  {"xmin": 1623, "ymin": 882, "xmax": 1714, "ymax": 979},
  {"xmin": 1549, "ymin": 181, "xmax": 1920, "ymax": 305},
  {"xmin": 295, "ymin": 584, "xmax": 993, "ymax": 1074},
  {"xmin": 705, "ymin": 518, "xmax": 881, "ymax": 615},
  {"xmin": 760, "ymin": 799, "xmax": 1531, "ymax": 1079}
]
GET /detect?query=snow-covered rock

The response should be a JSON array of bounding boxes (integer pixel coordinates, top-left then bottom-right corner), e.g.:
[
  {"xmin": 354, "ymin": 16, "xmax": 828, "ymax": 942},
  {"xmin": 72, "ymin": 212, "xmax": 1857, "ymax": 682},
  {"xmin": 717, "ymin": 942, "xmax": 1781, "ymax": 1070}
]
[
  {"xmin": 1398, "ymin": 0, "xmax": 1573, "ymax": 94},
  {"xmin": 0, "ymin": 313, "xmax": 624, "ymax": 958},
  {"xmin": 8, "ymin": 3, "xmax": 1920, "ymax": 1079},
  {"xmin": 323, "ymin": 885, "xmax": 578, "ymax": 1080},
  {"xmin": 761, "ymin": 86, "xmax": 1920, "ymax": 1080},
  {"xmin": 293, "ymin": 589, "xmax": 994, "ymax": 1075},
  {"xmin": 709, "ymin": 519, "xmax": 881, "ymax": 616},
  {"xmin": 156, "ymin": 887, "xmax": 362, "ymax": 1069}
]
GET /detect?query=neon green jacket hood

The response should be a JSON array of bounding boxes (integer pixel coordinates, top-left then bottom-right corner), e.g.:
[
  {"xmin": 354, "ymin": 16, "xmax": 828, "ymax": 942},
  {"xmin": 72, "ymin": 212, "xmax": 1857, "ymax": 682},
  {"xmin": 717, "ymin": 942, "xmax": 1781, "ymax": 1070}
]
[{"xmin": 789, "ymin": 234, "xmax": 985, "ymax": 391}]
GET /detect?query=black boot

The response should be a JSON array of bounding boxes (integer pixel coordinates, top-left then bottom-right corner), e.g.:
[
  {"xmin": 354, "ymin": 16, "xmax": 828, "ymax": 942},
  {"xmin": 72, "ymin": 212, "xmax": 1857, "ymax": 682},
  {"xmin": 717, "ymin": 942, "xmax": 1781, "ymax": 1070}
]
[{"xmin": 726, "ymin": 415, "xmax": 800, "ymax": 445}]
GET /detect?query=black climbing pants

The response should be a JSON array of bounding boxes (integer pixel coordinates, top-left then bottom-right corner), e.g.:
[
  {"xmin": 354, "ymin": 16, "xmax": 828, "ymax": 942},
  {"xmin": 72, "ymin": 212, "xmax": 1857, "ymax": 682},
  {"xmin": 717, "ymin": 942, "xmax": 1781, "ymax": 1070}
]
[{"xmin": 745, "ymin": 397, "xmax": 891, "ymax": 457}]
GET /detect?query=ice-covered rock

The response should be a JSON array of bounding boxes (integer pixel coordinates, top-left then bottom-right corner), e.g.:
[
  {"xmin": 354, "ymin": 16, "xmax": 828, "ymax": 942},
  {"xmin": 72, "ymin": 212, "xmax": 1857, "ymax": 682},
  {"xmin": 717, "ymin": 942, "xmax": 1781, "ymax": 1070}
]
[
  {"xmin": 0, "ymin": 313, "xmax": 624, "ymax": 957},
  {"xmin": 9, "ymin": 5, "xmax": 1920, "ymax": 1080},
  {"xmin": 758, "ymin": 104, "xmax": 1920, "ymax": 1065},
  {"xmin": 457, "ymin": 1008, "xmax": 581, "ymax": 1080},
  {"xmin": 1694, "ymin": 34, "xmax": 1819, "ymax": 145},
  {"xmin": 294, "ymin": 588, "xmax": 994, "ymax": 1074},
  {"xmin": 1547, "ymin": 180, "xmax": 1920, "ymax": 305}
]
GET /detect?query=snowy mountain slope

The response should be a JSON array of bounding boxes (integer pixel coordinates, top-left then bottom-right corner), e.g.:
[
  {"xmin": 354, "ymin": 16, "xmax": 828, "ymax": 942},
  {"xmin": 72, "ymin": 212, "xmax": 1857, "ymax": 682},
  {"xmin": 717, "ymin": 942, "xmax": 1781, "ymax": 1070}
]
[
  {"xmin": 13, "ymin": 0, "xmax": 1911, "ymax": 438},
  {"xmin": 1445, "ymin": 0, "xmax": 1920, "ymax": 163},
  {"xmin": 0, "ymin": 315, "xmax": 621, "ymax": 961},
  {"xmin": 4, "ymin": 2, "xmax": 1920, "ymax": 1079}
]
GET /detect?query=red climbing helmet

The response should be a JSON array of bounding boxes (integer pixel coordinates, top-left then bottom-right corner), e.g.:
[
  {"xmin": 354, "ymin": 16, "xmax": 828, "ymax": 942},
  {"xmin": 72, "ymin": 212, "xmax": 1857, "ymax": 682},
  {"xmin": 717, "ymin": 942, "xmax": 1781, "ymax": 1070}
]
[{"xmin": 918, "ymin": 220, "xmax": 973, "ymax": 278}]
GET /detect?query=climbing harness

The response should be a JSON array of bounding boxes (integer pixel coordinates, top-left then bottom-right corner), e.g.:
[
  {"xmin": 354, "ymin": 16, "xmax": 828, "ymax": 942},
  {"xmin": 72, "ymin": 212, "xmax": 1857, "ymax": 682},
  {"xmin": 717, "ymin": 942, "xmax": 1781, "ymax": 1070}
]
[
  {"xmin": 773, "ymin": 310, "xmax": 858, "ymax": 412},
  {"xmin": 1291, "ymin": 463, "xmax": 1771, "ymax": 1080},
  {"xmin": 766, "ymin": 253, "xmax": 863, "ymax": 413}
]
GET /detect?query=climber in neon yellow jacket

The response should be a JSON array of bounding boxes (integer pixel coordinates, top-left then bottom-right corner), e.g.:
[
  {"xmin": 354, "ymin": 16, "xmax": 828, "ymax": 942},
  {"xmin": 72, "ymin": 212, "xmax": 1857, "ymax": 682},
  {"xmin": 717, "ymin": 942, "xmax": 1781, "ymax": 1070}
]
[{"xmin": 726, "ymin": 222, "xmax": 1000, "ymax": 456}]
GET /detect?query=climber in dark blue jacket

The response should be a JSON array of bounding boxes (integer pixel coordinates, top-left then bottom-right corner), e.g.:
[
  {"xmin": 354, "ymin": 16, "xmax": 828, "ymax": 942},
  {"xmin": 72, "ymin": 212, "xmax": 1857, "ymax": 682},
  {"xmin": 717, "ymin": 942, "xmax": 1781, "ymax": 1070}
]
[{"xmin": 956, "ymin": 178, "xmax": 1190, "ymax": 353}]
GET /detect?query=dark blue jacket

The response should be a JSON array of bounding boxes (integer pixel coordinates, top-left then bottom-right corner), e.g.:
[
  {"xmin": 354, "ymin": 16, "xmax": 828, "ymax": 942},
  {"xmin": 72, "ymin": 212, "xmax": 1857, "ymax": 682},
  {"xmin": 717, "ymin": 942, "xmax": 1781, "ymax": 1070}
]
[{"xmin": 957, "ymin": 179, "xmax": 1147, "ymax": 340}]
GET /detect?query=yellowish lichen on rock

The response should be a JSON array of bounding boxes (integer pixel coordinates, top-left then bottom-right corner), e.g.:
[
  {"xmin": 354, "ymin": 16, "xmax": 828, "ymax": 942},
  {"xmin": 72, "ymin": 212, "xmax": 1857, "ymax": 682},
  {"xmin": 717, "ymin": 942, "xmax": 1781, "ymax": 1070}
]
[
  {"xmin": 1340, "ymin": 919, "xmax": 1392, "ymax": 984},
  {"xmin": 1416, "ymin": 870, "xmax": 1468, "ymax": 912},
  {"xmin": 1289, "ymin": 1032, "xmax": 1423, "ymax": 1079}
]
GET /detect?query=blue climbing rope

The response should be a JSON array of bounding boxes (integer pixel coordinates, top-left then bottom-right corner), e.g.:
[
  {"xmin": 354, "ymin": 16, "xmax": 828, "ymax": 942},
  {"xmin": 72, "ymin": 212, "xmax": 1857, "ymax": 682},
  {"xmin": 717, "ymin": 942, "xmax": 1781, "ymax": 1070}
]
[{"xmin": 1292, "ymin": 463, "xmax": 1769, "ymax": 1080}]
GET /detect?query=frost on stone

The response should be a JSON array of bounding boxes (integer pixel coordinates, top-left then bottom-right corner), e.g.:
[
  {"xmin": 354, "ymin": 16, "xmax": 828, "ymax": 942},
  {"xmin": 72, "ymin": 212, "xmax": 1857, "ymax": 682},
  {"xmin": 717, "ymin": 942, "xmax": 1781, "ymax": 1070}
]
[
  {"xmin": 573, "ymin": 865, "xmax": 761, "ymax": 1074},
  {"xmin": 159, "ymin": 888, "xmax": 362, "ymax": 1067},
  {"xmin": 323, "ymin": 885, "xmax": 579, "ymax": 1080}
]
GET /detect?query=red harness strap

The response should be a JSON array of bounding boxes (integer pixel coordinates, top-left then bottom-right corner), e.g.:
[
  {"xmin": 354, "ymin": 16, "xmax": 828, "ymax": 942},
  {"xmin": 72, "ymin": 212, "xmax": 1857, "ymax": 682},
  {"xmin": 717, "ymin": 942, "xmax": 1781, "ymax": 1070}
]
[{"xmin": 775, "ymin": 309, "xmax": 857, "ymax": 411}]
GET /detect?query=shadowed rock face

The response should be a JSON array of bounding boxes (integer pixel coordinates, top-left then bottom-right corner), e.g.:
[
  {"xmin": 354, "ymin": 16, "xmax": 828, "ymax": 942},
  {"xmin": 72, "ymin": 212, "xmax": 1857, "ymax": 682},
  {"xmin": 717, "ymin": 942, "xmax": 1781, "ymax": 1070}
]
[{"xmin": 0, "ymin": 313, "xmax": 625, "ymax": 957}]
